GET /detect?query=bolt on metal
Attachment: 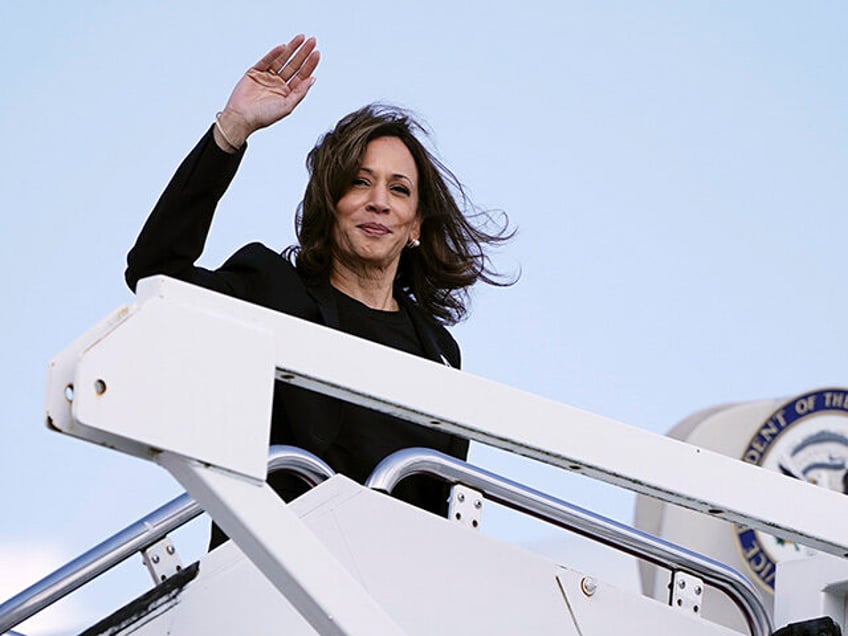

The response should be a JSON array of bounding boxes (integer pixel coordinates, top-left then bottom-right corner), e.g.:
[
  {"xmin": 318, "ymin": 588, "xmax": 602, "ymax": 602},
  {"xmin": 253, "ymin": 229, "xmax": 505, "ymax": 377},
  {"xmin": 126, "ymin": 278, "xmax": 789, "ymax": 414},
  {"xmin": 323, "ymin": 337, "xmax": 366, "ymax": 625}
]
[{"xmin": 580, "ymin": 577, "xmax": 597, "ymax": 597}]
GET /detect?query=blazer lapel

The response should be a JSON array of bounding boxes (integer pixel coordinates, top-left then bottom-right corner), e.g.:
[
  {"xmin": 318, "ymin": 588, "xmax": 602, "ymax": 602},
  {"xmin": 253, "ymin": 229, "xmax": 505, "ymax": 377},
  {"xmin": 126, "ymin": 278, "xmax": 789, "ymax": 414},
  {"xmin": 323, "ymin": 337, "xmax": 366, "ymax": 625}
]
[
  {"xmin": 305, "ymin": 279, "xmax": 341, "ymax": 329},
  {"xmin": 396, "ymin": 293, "xmax": 451, "ymax": 366}
]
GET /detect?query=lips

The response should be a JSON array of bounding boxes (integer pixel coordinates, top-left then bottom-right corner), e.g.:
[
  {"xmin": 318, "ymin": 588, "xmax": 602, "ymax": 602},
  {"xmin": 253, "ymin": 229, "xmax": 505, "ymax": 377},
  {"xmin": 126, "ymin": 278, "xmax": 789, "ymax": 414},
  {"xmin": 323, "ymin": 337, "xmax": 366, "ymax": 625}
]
[{"xmin": 358, "ymin": 222, "xmax": 391, "ymax": 236}]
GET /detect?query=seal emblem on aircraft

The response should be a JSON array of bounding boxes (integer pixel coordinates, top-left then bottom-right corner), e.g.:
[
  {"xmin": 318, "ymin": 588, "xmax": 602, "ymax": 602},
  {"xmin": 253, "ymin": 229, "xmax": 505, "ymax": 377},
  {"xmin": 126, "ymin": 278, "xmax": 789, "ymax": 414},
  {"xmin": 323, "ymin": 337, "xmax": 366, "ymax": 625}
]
[{"xmin": 735, "ymin": 388, "xmax": 848, "ymax": 591}]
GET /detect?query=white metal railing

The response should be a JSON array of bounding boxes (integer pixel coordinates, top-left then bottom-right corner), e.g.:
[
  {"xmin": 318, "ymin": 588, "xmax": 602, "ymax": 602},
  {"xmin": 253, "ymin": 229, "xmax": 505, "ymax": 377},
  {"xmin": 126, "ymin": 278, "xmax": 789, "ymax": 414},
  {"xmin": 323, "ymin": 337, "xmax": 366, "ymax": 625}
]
[
  {"xmin": 0, "ymin": 446, "xmax": 334, "ymax": 635},
  {"xmin": 3, "ymin": 446, "xmax": 773, "ymax": 636},
  {"xmin": 41, "ymin": 275, "xmax": 848, "ymax": 634},
  {"xmin": 367, "ymin": 448, "xmax": 772, "ymax": 636}
]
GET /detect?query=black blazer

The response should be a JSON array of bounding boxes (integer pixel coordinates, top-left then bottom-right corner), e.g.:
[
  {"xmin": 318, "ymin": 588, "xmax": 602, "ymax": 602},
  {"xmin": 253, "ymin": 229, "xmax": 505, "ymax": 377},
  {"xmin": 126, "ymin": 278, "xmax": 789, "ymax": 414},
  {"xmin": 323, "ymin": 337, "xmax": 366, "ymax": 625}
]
[{"xmin": 126, "ymin": 127, "xmax": 468, "ymax": 516}]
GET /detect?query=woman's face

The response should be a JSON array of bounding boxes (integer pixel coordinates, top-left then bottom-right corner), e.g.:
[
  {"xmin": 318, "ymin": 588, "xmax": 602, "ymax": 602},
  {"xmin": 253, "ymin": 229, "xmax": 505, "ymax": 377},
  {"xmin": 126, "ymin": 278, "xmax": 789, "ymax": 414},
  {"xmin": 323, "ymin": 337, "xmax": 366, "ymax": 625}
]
[{"xmin": 332, "ymin": 136, "xmax": 421, "ymax": 275}]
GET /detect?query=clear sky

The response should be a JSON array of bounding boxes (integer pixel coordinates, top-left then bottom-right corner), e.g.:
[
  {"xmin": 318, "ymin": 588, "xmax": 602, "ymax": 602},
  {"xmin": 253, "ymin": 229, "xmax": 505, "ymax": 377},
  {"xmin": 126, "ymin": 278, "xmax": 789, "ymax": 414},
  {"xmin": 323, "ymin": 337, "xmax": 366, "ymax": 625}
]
[{"xmin": 1, "ymin": 2, "xmax": 846, "ymax": 634}]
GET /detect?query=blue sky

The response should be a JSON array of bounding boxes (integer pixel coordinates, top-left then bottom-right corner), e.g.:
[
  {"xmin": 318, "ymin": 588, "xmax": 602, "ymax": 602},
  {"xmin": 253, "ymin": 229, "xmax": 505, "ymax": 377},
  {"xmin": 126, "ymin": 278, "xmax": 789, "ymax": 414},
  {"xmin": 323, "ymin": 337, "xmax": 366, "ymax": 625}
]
[{"xmin": 1, "ymin": 2, "xmax": 846, "ymax": 633}]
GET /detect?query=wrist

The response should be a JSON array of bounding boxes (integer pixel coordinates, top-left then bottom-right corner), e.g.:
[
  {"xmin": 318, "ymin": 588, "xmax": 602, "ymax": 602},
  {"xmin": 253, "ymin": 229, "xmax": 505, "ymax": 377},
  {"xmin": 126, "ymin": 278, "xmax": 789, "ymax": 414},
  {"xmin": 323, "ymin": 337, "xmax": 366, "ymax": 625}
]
[{"xmin": 214, "ymin": 110, "xmax": 251, "ymax": 152}]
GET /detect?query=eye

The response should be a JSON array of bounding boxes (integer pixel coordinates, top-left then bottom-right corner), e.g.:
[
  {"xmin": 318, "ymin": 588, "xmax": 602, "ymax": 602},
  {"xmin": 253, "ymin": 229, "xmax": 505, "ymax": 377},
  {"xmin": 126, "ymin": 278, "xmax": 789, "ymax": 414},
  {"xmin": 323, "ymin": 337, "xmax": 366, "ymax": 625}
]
[
  {"xmin": 352, "ymin": 176, "xmax": 370, "ymax": 187},
  {"xmin": 391, "ymin": 184, "xmax": 411, "ymax": 196}
]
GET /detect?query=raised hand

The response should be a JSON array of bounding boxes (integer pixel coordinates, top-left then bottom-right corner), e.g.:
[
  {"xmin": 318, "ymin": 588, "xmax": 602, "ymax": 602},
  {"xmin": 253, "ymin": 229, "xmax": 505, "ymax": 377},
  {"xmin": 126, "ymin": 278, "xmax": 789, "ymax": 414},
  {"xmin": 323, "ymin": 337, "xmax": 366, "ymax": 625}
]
[{"xmin": 215, "ymin": 35, "xmax": 320, "ymax": 151}]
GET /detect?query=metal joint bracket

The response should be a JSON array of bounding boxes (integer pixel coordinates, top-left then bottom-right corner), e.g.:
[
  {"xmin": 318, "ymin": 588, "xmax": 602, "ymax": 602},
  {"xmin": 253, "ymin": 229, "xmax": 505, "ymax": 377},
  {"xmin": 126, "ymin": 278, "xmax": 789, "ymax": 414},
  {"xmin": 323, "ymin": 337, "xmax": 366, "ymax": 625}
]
[
  {"xmin": 141, "ymin": 536, "xmax": 184, "ymax": 585},
  {"xmin": 448, "ymin": 484, "xmax": 484, "ymax": 530},
  {"xmin": 669, "ymin": 570, "xmax": 704, "ymax": 618}
]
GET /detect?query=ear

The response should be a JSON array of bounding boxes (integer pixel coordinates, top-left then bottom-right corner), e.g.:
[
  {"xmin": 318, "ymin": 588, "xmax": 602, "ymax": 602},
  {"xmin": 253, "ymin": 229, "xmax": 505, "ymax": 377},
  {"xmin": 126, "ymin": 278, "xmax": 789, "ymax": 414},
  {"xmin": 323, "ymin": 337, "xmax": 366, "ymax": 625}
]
[{"xmin": 410, "ymin": 215, "xmax": 422, "ymax": 243}]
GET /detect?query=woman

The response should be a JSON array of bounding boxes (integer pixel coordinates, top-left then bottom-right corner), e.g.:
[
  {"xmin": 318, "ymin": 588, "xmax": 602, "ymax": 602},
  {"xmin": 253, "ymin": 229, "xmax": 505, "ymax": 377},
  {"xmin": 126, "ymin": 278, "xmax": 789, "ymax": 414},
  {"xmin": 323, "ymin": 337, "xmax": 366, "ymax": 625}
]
[{"xmin": 125, "ymin": 35, "xmax": 512, "ymax": 546}]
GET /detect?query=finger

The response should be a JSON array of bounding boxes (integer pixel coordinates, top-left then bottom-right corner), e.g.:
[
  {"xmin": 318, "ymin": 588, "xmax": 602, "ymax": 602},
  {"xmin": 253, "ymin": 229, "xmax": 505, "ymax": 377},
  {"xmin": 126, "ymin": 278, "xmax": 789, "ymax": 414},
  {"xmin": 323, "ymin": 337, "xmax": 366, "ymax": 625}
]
[
  {"xmin": 279, "ymin": 37, "xmax": 317, "ymax": 82},
  {"xmin": 277, "ymin": 37, "xmax": 316, "ymax": 79},
  {"xmin": 289, "ymin": 50, "xmax": 320, "ymax": 85},
  {"xmin": 288, "ymin": 76, "xmax": 317, "ymax": 106},
  {"xmin": 269, "ymin": 33, "xmax": 309, "ymax": 72},
  {"xmin": 253, "ymin": 34, "xmax": 305, "ymax": 72}
]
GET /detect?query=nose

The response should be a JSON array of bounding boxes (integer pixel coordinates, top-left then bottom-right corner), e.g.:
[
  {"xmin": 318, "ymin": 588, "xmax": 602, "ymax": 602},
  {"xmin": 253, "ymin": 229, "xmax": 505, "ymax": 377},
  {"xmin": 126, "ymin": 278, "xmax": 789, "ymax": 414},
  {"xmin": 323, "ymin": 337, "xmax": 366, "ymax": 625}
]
[{"xmin": 366, "ymin": 185, "xmax": 390, "ymax": 214}]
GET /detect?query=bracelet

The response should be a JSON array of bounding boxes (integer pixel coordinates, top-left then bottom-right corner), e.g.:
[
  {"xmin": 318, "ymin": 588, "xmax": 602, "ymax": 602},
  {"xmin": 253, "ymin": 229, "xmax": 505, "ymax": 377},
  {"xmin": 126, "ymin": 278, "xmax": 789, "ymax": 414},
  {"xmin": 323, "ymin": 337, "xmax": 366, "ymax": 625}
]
[{"xmin": 214, "ymin": 111, "xmax": 241, "ymax": 151}]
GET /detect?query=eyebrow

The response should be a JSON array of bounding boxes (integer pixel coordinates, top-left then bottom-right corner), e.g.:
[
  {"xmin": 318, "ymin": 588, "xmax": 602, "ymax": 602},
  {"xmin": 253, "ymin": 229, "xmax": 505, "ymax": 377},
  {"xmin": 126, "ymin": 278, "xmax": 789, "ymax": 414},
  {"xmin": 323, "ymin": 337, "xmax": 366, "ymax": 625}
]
[{"xmin": 359, "ymin": 166, "xmax": 415, "ymax": 186}]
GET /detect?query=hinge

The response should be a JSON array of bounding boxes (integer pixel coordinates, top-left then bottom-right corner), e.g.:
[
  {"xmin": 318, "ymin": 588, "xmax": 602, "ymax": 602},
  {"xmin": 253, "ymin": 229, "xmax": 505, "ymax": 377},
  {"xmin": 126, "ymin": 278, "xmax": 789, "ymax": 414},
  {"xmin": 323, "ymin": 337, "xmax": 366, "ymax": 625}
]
[
  {"xmin": 141, "ymin": 535, "xmax": 184, "ymax": 585},
  {"xmin": 448, "ymin": 484, "xmax": 484, "ymax": 530},
  {"xmin": 669, "ymin": 570, "xmax": 704, "ymax": 618}
]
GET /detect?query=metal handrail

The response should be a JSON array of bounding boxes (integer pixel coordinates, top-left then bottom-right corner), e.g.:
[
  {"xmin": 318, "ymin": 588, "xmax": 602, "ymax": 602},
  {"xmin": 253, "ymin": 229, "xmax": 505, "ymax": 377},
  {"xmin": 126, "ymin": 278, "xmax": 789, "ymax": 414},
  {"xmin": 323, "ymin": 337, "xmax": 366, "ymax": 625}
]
[
  {"xmin": 366, "ymin": 448, "xmax": 773, "ymax": 636},
  {"xmin": 0, "ymin": 446, "xmax": 334, "ymax": 635}
]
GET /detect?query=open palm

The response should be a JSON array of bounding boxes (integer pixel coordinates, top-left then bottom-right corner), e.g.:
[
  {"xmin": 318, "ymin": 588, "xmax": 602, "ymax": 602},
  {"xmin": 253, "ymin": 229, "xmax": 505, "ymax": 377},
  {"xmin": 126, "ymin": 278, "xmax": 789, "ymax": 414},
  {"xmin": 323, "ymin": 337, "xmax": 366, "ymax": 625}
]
[{"xmin": 222, "ymin": 35, "xmax": 320, "ymax": 136}]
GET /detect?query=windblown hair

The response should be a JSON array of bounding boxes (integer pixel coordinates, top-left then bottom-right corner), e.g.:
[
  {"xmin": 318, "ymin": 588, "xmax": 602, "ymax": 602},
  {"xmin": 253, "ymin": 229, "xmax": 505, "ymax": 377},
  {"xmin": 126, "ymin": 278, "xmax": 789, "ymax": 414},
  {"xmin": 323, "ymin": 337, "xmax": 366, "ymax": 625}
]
[{"xmin": 285, "ymin": 104, "xmax": 514, "ymax": 325}]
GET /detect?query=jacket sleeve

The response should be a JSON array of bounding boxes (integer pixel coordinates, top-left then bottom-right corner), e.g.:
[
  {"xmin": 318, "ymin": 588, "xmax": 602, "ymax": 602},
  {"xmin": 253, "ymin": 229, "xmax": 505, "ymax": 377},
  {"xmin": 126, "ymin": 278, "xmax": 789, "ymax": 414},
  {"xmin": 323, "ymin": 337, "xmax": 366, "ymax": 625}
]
[{"xmin": 125, "ymin": 126, "xmax": 247, "ymax": 295}]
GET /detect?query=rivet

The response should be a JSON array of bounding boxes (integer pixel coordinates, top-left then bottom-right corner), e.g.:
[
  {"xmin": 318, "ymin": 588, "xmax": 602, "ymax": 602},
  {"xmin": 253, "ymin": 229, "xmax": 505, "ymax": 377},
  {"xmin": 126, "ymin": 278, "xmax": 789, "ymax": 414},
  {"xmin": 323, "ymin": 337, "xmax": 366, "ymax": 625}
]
[{"xmin": 580, "ymin": 576, "xmax": 597, "ymax": 597}]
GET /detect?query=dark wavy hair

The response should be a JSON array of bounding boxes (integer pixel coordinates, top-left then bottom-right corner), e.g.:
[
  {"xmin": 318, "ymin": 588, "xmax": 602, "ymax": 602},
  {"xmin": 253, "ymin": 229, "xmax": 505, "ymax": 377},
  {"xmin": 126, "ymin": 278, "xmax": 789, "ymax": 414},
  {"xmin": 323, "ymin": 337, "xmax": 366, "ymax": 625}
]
[{"xmin": 285, "ymin": 104, "xmax": 514, "ymax": 325}]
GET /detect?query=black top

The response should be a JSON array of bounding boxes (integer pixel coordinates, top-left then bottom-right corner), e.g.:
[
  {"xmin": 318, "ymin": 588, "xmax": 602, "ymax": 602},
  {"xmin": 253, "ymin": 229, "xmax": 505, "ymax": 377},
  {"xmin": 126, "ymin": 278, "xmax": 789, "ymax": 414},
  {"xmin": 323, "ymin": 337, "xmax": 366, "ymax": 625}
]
[
  {"xmin": 324, "ymin": 289, "xmax": 449, "ymax": 512},
  {"xmin": 333, "ymin": 287, "xmax": 423, "ymax": 357}
]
